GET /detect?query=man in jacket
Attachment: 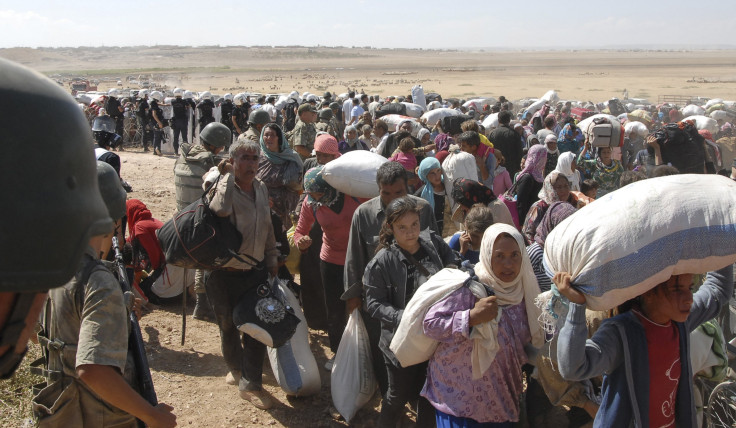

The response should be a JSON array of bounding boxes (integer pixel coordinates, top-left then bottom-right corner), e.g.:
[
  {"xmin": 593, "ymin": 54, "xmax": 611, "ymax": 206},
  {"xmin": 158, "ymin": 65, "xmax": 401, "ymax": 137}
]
[{"xmin": 489, "ymin": 111, "xmax": 523, "ymax": 177}]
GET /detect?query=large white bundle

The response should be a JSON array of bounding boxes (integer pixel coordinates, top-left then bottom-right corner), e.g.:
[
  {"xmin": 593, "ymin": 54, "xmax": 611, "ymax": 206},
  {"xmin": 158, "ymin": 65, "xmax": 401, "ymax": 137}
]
[
  {"xmin": 331, "ymin": 310, "xmax": 377, "ymax": 422},
  {"xmin": 411, "ymin": 85, "xmax": 427, "ymax": 110},
  {"xmin": 442, "ymin": 150, "xmax": 479, "ymax": 215},
  {"xmin": 683, "ymin": 115, "xmax": 719, "ymax": 134},
  {"xmin": 463, "ymin": 98, "xmax": 497, "ymax": 111},
  {"xmin": 401, "ymin": 102, "xmax": 425, "ymax": 118},
  {"xmin": 274, "ymin": 95, "xmax": 289, "ymax": 110},
  {"xmin": 323, "ymin": 150, "xmax": 387, "ymax": 198},
  {"xmin": 151, "ymin": 265, "xmax": 195, "ymax": 299},
  {"xmin": 682, "ymin": 104, "xmax": 705, "ymax": 117},
  {"xmin": 710, "ymin": 110, "xmax": 731, "ymax": 121},
  {"xmin": 705, "ymin": 98, "xmax": 723, "ymax": 109},
  {"xmin": 481, "ymin": 112, "xmax": 499, "ymax": 130},
  {"xmin": 624, "ymin": 121, "xmax": 648, "ymax": 137},
  {"xmin": 390, "ymin": 269, "xmax": 470, "ymax": 367},
  {"xmin": 421, "ymin": 108, "xmax": 462, "ymax": 126},
  {"xmin": 379, "ymin": 114, "xmax": 422, "ymax": 135},
  {"xmin": 427, "ymin": 100, "xmax": 442, "ymax": 111},
  {"xmin": 267, "ymin": 279, "xmax": 321, "ymax": 396},
  {"xmin": 541, "ymin": 90, "xmax": 559, "ymax": 104},
  {"xmin": 543, "ymin": 175, "xmax": 736, "ymax": 311},
  {"xmin": 524, "ymin": 98, "xmax": 546, "ymax": 117}
]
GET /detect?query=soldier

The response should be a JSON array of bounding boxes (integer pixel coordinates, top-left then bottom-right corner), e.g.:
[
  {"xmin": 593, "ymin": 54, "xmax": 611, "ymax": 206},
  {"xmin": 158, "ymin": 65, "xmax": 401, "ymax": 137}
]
[
  {"xmin": 287, "ymin": 103, "xmax": 318, "ymax": 159},
  {"xmin": 0, "ymin": 57, "xmax": 112, "ymax": 380},
  {"xmin": 240, "ymin": 109, "xmax": 271, "ymax": 143},
  {"xmin": 315, "ymin": 108, "xmax": 337, "ymax": 138},
  {"xmin": 135, "ymin": 89, "xmax": 151, "ymax": 151},
  {"xmin": 170, "ymin": 88, "xmax": 189, "ymax": 156},
  {"xmin": 33, "ymin": 161, "xmax": 177, "ymax": 427},
  {"xmin": 105, "ymin": 88, "xmax": 126, "ymax": 150},
  {"xmin": 220, "ymin": 93, "xmax": 235, "ymax": 146},
  {"xmin": 232, "ymin": 94, "xmax": 249, "ymax": 137},
  {"xmin": 197, "ymin": 91, "xmax": 216, "ymax": 134},
  {"xmin": 329, "ymin": 101, "xmax": 345, "ymax": 139},
  {"xmin": 183, "ymin": 90, "xmax": 197, "ymax": 143},
  {"xmin": 174, "ymin": 122, "xmax": 231, "ymax": 320},
  {"xmin": 149, "ymin": 91, "xmax": 166, "ymax": 156}
]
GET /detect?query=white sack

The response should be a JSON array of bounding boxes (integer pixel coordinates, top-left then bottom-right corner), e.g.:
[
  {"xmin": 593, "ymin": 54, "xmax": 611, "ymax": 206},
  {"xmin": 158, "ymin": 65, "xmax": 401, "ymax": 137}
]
[
  {"xmin": 323, "ymin": 150, "xmax": 388, "ymax": 198},
  {"xmin": 411, "ymin": 85, "xmax": 427, "ymax": 110},
  {"xmin": 151, "ymin": 265, "xmax": 195, "ymax": 299},
  {"xmin": 710, "ymin": 110, "xmax": 731, "ymax": 121},
  {"xmin": 481, "ymin": 112, "xmax": 499, "ymax": 130},
  {"xmin": 683, "ymin": 115, "xmax": 719, "ymax": 134},
  {"xmin": 401, "ymin": 102, "xmax": 425, "ymax": 118},
  {"xmin": 541, "ymin": 90, "xmax": 559, "ymax": 104},
  {"xmin": 682, "ymin": 104, "xmax": 705, "ymax": 117},
  {"xmin": 379, "ymin": 114, "xmax": 422, "ymax": 135},
  {"xmin": 331, "ymin": 310, "xmax": 377, "ymax": 422},
  {"xmin": 624, "ymin": 121, "xmax": 648, "ymax": 138},
  {"xmin": 427, "ymin": 100, "xmax": 442, "ymax": 111},
  {"xmin": 421, "ymin": 108, "xmax": 462, "ymax": 126},
  {"xmin": 267, "ymin": 279, "xmax": 321, "ymax": 397},
  {"xmin": 543, "ymin": 174, "xmax": 736, "ymax": 311},
  {"xmin": 705, "ymin": 98, "xmax": 723, "ymax": 109},
  {"xmin": 463, "ymin": 98, "xmax": 497, "ymax": 111}
]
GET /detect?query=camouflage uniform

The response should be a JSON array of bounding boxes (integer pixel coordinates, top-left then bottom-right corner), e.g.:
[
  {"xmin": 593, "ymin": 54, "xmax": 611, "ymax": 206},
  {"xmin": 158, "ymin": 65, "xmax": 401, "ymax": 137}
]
[
  {"xmin": 33, "ymin": 247, "xmax": 136, "ymax": 427},
  {"xmin": 287, "ymin": 119, "xmax": 316, "ymax": 160},
  {"xmin": 242, "ymin": 126, "xmax": 260, "ymax": 143},
  {"xmin": 315, "ymin": 119, "xmax": 337, "ymax": 139},
  {"xmin": 331, "ymin": 116, "xmax": 345, "ymax": 141}
]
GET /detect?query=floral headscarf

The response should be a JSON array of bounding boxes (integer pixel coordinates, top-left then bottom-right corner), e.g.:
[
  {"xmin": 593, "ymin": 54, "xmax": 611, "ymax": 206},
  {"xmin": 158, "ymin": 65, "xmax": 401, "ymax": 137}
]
[
  {"xmin": 303, "ymin": 166, "xmax": 339, "ymax": 207},
  {"xmin": 451, "ymin": 178, "xmax": 495, "ymax": 208},
  {"xmin": 537, "ymin": 172, "xmax": 566, "ymax": 203},
  {"xmin": 517, "ymin": 144, "xmax": 547, "ymax": 183},
  {"xmin": 533, "ymin": 201, "xmax": 577, "ymax": 247}
]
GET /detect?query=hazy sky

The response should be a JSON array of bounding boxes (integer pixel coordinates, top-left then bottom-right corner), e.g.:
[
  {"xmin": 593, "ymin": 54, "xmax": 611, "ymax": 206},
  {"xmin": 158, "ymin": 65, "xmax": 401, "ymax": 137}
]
[{"xmin": 2, "ymin": 0, "xmax": 734, "ymax": 49}]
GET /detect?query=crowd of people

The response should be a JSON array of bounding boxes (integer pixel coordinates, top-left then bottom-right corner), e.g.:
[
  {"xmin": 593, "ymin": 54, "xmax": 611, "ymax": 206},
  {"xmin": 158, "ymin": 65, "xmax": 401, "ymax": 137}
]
[{"xmin": 3, "ymin": 53, "xmax": 736, "ymax": 428}]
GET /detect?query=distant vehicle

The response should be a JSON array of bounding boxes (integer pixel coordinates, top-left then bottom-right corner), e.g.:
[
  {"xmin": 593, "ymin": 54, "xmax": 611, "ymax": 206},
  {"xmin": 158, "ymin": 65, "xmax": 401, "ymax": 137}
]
[{"xmin": 70, "ymin": 79, "xmax": 97, "ymax": 96}]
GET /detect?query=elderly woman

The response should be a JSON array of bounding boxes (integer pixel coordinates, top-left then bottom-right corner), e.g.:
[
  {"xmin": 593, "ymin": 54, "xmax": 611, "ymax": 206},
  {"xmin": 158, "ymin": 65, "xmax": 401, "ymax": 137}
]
[
  {"xmin": 521, "ymin": 172, "xmax": 580, "ymax": 245},
  {"xmin": 576, "ymin": 142, "xmax": 624, "ymax": 197},
  {"xmin": 256, "ymin": 123, "xmax": 303, "ymax": 227},
  {"xmin": 339, "ymin": 124, "xmax": 370, "ymax": 153}
]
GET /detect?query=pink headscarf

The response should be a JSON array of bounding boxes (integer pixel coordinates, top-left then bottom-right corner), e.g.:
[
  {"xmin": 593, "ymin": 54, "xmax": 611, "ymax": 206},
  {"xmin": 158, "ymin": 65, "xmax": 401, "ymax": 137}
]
[
  {"xmin": 518, "ymin": 144, "xmax": 547, "ymax": 183},
  {"xmin": 314, "ymin": 134, "xmax": 341, "ymax": 158}
]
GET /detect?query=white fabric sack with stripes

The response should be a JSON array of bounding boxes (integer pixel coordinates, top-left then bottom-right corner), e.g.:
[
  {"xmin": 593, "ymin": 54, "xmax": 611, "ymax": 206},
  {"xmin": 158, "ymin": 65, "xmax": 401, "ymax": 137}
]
[{"xmin": 543, "ymin": 174, "xmax": 736, "ymax": 311}]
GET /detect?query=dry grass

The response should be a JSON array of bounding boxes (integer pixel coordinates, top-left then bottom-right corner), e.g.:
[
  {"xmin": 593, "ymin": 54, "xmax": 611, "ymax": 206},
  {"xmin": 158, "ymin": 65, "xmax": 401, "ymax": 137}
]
[{"xmin": 0, "ymin": 344, "xmax": 43, "ymax": 427}]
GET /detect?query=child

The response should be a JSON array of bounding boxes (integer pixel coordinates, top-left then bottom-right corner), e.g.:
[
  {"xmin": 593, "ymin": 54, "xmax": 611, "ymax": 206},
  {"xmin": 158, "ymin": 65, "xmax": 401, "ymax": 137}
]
[
  {"xmin": 579, "ymin": 179, "xmax": 599, "ymax": 200},
  {"xmin": 492, "ymin": 149, "xmax": 513, "ymax": 197},
  {"xmin": 448, "ymin": 204, "xmax": 494, "ymax": 265},
  {"xmin": 389, "ymin": 136, "xmax": 418, "ymax": 172}
]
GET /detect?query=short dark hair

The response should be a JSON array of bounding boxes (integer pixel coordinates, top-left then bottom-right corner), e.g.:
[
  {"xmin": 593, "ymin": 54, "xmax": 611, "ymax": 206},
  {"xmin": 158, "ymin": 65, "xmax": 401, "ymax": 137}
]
[
  {"xmin": 376, "ymin": 161, "xmax": 407, "ymax": 187},
  {"xmin": 619, "ymin": 170, "xmax": 647, "ymax": 187},
  {"xmin": 456, "ymin": 131, "xmax": 480, "ymax": 147},
  {"xmin": 352, "ymin": 98, "xmax": 360, "ymax": 105},
  {"xmin": 544, "ymin": 115, "xmax": 555, "ymax": 128},
  {"xmin": 349, "ymin": 91, "xmax": 356, "ymax": 98},
  {"xmin": 498, "ymin": 110, "xmax": 512, "ymax": 125},
  {"xmin": 374, "ymin": 119, "xmax": 388, "ymax": 132},
  {"xmin": 580, "ymin": 179, "xmax": 599, "ymax": 193},
  {"xmin": 398, "ymin": 137, "xmax": 415, "ymax": 152},
  {"xmin": 652, "ymin": 165, "xmax": 679, "ymax": 177},
  {"xmin": 464, "ymin": 205, "xmax": 494, "ymax": 235}
]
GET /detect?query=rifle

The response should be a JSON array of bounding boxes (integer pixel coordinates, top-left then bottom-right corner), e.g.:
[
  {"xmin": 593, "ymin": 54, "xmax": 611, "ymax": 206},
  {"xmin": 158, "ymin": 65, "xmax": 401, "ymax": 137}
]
[{"xmin": 111, "ymin": 236, "xmax": 158, "ymax": 415}]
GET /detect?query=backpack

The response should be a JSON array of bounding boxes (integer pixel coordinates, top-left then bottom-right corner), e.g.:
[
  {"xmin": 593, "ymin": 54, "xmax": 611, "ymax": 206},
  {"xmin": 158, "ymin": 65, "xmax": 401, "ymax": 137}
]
[
  {"xmin": 284, "ymin": 99, "xmax": 299, "ymax": 132},
  {"xmin": 586, "ymin": 117, "xmax": 614, "ymax": 148},
  {"xmin": 220, "ymin": 101, "xmax": 233, "ymax": 126},
  {"xmin": 654, "ymin": 121, "xmax": 706, "ymax": 174},
  {"xmin": 608, "ymin": 98, "xmax": 626, "ymax": 116}
]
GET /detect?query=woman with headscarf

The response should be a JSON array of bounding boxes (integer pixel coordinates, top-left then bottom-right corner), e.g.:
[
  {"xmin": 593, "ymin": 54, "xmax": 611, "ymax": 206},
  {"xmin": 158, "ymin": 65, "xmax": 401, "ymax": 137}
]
[
  {"xmin": 521, "ymin": 172, "xmax": 580, "ymax": 245},
  {"xmin": 414, "ymin": 157, "xmax": 446, "ymax": 234},
  {"xmin": 450, "ymin": 178, "xmax": 515, "ymax": 229},
  {"xmin": 433, "ymin": 121, "xmax": 454, "ymax": 153},
  {"xmin": 576, "ymin": 142, "xmax": 624, "ymax": 197},
  {"xmin": 511, "ymin": 144, "xmax": 547, "ymax": 223},
  {"xmin": 256, "ymin": 123, "xmax": 303, "ymax": 227},
  {"xmin": 293, "ymin": 166, "xmax": 363, "ymax": 369},
  {"xmin": 525, "ymin": 134, "xmax": 540, "ymax": 150},
  {"xmin": 526, "ymin": 201, "xmax": 577, "ymax": 292},
  {"xmin": 543, "ymin": 134, "xmax": 559, "ymax": 177},
  {"xmin": 557, "ymin": 122, "xmax": 582, "ymax": 154},
  {"xmin": 126, "ymin": 199, "xmax": 166, "ymax": 302},
  {"xmin": 420, "ymin": 224, "xmax": 544, "ymax": 426},
  {"xmin": 553, "ymin": 151, "xmax": 581, "ymax": 191},
  {"xmin": 338, "ymin": 124, "xmax": 370, "ymax": 153}
]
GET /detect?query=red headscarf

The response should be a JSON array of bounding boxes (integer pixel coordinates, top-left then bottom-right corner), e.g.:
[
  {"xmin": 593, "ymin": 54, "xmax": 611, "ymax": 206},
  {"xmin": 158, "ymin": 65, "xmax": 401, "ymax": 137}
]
[{"xmin": 126, "ymin": 199, "xmax": 165, "ymax": 269}]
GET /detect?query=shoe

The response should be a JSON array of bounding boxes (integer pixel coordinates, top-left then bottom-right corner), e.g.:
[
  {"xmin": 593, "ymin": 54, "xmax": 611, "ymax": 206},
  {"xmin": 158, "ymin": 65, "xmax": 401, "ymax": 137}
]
[
  {"xmin": 225, "ymin": 370, "xmax": 241, "ymax": 386},
  {"xmin": 193, "ymin": 293, "xmax": 214, "ymax": 321},
  {"xmin": 239, "ymin": 389, "xmax": 273, "ymax": 410},
  {"xmin": 324, "ymin": 357, "xmax": 335, "ymax": 371},
  {"xmin": 143, "ymin": 147, "xmax": 150, "ymax": 152}
]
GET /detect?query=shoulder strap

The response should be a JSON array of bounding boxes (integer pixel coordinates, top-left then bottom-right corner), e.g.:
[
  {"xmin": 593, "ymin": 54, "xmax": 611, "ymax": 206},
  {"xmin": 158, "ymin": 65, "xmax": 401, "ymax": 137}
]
[{"xmin": 399, "ymin": 248, "xmax": 432, "ymax": 278}]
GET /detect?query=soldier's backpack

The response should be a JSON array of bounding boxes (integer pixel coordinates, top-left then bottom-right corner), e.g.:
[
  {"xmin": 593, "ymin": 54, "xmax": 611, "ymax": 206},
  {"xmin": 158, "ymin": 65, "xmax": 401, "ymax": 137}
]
[{"xmin": 284, "ymin": 99, "xmax": 299, "ymax": 132}]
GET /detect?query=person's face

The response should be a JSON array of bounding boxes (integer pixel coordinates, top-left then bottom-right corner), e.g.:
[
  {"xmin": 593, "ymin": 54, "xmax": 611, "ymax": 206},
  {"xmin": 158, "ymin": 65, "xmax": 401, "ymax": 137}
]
[
  {"xmin": 315, "ymin": 151, "xmax": 337, "ymax": 165},
  {"xmin": 379, "ymin": 180, "xmax": 408, "ymax": 206},
  {"xmin": 491, "ymin": 235, "xmax": 522, "ymax": 283},
  {"xmin": 400, "ymin": 122, "xmax": 413, "ymax": 133},
  {"xmin": 263, "ymin": 128, "xmax": 280, "ymax": 152},
  {"xmin": 426, "ymin": 168, "xmax": 443, "ymax": 188},
  {"xmin": 553, "ymin": 176, "xmax": 570, "ymax": 201},
  {"xmin": 309, "ymin": 192, "xmax": 325, "ymax": 202},
  {"xmin": 347, "ymin": 129, "xmax": 358, "ymax": 140},
  {"xmin": 599, "ymin": 147, "xmax": 613, "ymax": 164},
  {"xmin": 520, "ymin": 157, "xmax": 527, "ymax": 169},
  {"xmin": 583, "ymin": 188, "xmax": 597, "ymax": 199},
  {"xmin": 648, "ymin": 274, "xmax": 695, "ymax": 323},
  {"xmin": 421, "ymin": 133, "xmax": 431, "ymax": 145},
  {"xmin": 374, "ymin": 127, "xmax": 387, "ymax": 137},
  {"xmin": 515, "ymin": 127, "xmax": 523, "ymax": 136},
  {"xmin": 231, "ymin": 149, "xmax": 260, "ymax": 186},
  {"xmin": 391, "ymin": 212, "xmax": 421, "ymax": 252},
  {"xmin": 465, "ymin": 230, "xmax": 484, "ymax": 250},
  {"xmin": 546, "ymin": 140, "xmax": 558, "ymax": 152},
  {"xmin": 362, "ymin": 112, "xmax": 371, "ymax": 122},
  {"xmin": 460, "ymin": 141, "xmax": 477, "ymax": 155},
  {"xmin": 570, "ymin": 161, "xmax": 577, "ymax": 172},
  {"xmin": 363, "ymin": 128, "xmax": 372, "ymax": 138}
]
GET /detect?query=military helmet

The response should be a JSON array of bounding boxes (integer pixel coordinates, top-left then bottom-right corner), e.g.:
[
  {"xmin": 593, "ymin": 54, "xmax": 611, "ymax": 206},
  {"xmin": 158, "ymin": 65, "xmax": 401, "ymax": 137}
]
[
  {"xmin": 248, "ymin": 109, "xmax": 271, "ymax": 126},
  {"xmin": 199, "ymin": 122, "xmax": 231, "ymax": 148},
  {"xmin": 96, "ymin": 161, "xmax": 127, "ymax": 220},
  {"xmin": 318, "ymin": 108, "xmax": 333, "ymax": 120},
  {"xmin": 323, "ymin": 91, "xmax": 332, "ymax": 99},
  {"xmin": 0, "ymin": 58, "xmax": 112, "ymax": 291},
  {"xmin": 173, "ymin": 87, "xmax": 184, "ymax": 97},
  {"xmin": 108, "ymin": 88, "xmax": 120, "ymax": 97}
]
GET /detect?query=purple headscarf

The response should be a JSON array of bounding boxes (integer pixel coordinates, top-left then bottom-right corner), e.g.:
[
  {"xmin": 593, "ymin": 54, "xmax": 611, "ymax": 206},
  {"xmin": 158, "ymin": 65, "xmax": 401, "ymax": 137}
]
[
  {"xmin": 517, "ymin": 144, "xmax": 547, "ymax": 183},
  {"xmin": 434, "ymin": 133, "xmax": 454, "ymax": 152},
  {"xmin": 533, "ymin": 201, "xmax": 577, "ymax": 246}
]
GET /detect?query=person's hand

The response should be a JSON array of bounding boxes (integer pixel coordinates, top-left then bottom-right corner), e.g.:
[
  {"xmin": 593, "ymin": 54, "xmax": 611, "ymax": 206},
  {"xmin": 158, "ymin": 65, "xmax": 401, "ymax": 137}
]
[
  {"xmin": 143, "ymin": 402, "xmax": 177, "ymax": 428},
  {"xmin": 646, "ymin": 135, "xmax": 660, "ymax": 150},
  {"xmin": 423, "ymin": 144, "xmax": 435, "ymax": 152},
  {"xmin": 459, "ymin": 231, "xmax": 472, "ymax": 255},
  {"xmin": 469, "ymin": 296, "xmax": 498, "ymax": 326},
  {"xmin": 218, "ymin": 159, "xmax": 233, "ymax": 175},
  {"xmin": 553, "ymin": 272, "xmax": 586, "ymax": 305},
  {"xmin": 345, "ymin": 297, "xmax": 362, "ymax": 313},
  {"xmin": 132, "ymin": 297, "xmax": 143, "ymax": 320},
  {"xmin": 296, "ymin": 236, "xmax": 312, "ymax": 251}
]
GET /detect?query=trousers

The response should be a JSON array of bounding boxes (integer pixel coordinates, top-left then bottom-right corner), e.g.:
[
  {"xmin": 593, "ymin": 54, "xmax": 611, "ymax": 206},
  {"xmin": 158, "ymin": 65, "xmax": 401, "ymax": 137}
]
[{"xmin": 319, "ymin": 260, "xmax": 347, "ymax": 353}]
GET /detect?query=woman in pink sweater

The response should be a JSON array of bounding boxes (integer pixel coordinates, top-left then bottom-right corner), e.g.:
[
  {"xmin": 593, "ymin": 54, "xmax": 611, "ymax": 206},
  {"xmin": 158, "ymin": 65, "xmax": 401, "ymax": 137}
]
[{"xmin": 293, "ymin": 165, "xmax": 364, "ymax": 369}]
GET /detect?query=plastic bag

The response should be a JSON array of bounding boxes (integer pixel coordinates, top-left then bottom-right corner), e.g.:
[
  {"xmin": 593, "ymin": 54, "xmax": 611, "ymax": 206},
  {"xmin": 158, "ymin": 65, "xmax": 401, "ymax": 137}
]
[{"xmin": 331, "ymin": 309, "xmax": 377, "ymax": 422}]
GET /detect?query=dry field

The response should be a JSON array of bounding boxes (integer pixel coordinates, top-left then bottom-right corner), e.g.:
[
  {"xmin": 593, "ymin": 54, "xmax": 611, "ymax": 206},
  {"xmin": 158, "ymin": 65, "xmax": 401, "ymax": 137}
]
[{"xmin": 3, "ymin": 46, "xmax": 736, "ymax": 102}]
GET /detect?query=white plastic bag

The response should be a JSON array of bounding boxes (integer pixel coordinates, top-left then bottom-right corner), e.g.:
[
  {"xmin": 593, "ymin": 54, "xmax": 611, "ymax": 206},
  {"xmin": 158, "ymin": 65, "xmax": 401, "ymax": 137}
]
[
  {"xmin": 267, "ymin": 279, "xmax": 321, "ymax": 397},
  {"xmin": 323, "ymin": 150, "xmax": 388, "ymax": 198},
  {"xmin": 331, "ymin": 309, "xmax": 377, "ymax": 422}
]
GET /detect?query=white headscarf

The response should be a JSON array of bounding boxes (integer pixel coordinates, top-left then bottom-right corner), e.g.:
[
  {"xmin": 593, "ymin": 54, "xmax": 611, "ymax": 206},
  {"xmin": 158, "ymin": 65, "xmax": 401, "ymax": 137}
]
[
  {"xmin": 553, "ymin": 152, "xmax": 581, "ymax": 191},
  {"xmin": 470, "ymin": 224, "xmax": 544, "ymax": 377}
]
